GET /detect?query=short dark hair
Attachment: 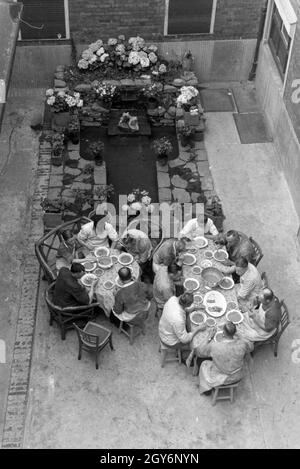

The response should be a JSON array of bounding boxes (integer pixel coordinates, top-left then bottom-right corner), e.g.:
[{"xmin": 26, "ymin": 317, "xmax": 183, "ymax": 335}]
[
  {"xmin": 224, "ymin": 322, "xmax": 236, "ymax": 337},
  {"xmin": 168, "ymin": 263, "xmax": 181, "ymax": 275},
  {"xmin": 91, "ymin": 213, "xmax": 104, "ymax": 228},
  {"xmin": 226, "ymin": 230, "xmax": 238, "ymax": 238},
  {"xmin": 235, "ymin": 256, "xmax": 248, "ymax": 268},
  {"xmin": 263, "ymin": 288, "xmax": 274, "ymax": 302},
  {"xmin": 179, "ymin": 292, "xmax": 194, "ymax": 308},
  {"xmin": 70, "ymin": 263, "xmax": 85, "ymax": 274},
  {"xmin": 204, "ymin": 213, "xmax": 208, "ymax": 223},
  {"xmin": 118, "ymin": 267, "xmax": 132, "ymax": 282}
]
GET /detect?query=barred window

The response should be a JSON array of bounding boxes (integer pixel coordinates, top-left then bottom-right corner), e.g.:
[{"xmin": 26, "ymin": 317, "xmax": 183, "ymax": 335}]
[
  {"xmin": 166, "ymin": 0, "xmax": 217, "ymax": 35},
  {"xmin": 19, "ymin": 0, "xmax": 68, "ymax": 40}
]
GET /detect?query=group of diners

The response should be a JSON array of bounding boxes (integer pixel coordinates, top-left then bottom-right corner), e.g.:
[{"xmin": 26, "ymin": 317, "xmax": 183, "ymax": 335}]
[{"xmin": 51, "ymin": 208, "xmax": 281, "ymax": 396}]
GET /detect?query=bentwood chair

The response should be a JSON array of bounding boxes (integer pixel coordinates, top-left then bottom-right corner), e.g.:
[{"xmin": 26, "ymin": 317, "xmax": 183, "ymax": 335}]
[
  {"xmin": 73, "ymin": 322, "xmax": 114, "ymax": 369},
  {"xmin": 45, "ymin": 282, "xmax": 100, "ymax": 340},
  {"xmin": 252, "ymin": 300, "xmax": 290, "ymax": 357},
  {"xmin": 249, "ymin": 236, "xmax": 264, "ymax": 267},
  {"xmin": 119, "ymin": 310, "xmax": 148, "ymax": 345}
]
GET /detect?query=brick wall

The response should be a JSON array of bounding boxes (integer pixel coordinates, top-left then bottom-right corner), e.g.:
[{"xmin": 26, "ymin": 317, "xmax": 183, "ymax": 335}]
[{"xmin": 68, "ymin": 0, "xmax": 263, "ymax": 44}]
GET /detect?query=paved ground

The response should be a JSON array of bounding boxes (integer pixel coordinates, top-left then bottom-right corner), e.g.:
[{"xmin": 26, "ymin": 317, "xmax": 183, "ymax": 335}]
[{"xmin": 1, "ymin": 83, "xmax": 300, "ymax": 448}]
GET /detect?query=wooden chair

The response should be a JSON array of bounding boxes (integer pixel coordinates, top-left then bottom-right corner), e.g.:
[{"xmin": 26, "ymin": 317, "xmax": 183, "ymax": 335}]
[
  {"xmin": 249, "ymin": 236, "xmax": 264, "ymax": 267},
  {"xmin": 45, "ymin": 282, "xmax": 100, "ymax": 340},
  {"xmin": 118, "ymin": 310, "xmax": 148, "ymax": 345},
  {"xmin": 73, "ymin": 321, "xmax": 114, "ymax": 369},
  {"xmin": 211, "ymin": 381, "xmax": 241, "ymax": 405},
  {"xmin": 35, "ymin": 216, "xmax": 90, "ymax": 283},
  {"xmin": 159, "ymin": 342, "xmax": 182, "ymax": 368},
  {"xmin": 252, "ymin": 300, "xmax": 290, "ymax": 357}
]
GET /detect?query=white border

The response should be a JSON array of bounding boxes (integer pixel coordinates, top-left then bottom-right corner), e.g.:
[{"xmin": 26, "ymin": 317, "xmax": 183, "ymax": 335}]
[{"xmin": 164, "ymin": 0, "xmax": 218, "ymax": 36}]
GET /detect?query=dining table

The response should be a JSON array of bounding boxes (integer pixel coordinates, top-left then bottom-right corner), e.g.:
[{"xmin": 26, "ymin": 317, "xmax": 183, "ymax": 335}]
[
  {"xmin": 182, "ymin": 238, "xmax": 239, "ymax": 358},
  {"xmin": 76, "ymin": 248, "xmax": 140, "ymax": 317}
]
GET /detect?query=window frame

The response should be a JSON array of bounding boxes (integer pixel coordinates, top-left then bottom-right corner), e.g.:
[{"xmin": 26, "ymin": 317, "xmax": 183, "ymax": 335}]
[
  {"xmin": 164, "ymin": 0, "xmax": 218, "ymax": 36},
  {"xmin": 14, "ymin": 0, "xmax": 70, "ymax": 41},
  {"xmin": 268, "ymin": 2, "xmax": 292, "ymax": 78}
]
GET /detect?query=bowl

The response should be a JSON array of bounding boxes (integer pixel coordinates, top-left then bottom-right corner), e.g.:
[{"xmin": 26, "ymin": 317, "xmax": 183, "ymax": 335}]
[
  {"xmin": 83, "ymin": 261, "xmax": 97, "ymax": 272},
  {"xmin": 201, "ymin": 266, "xmax": 223, "ymax": 288},
  {"xmin": 214, "ymin": 330, "xmax": 225, "ymax": 342},
  {"xmin": 183, "ymin": 277, "xmax": 200, "ymax": 292},
  {"xmin": 182, "ymin": 253, "xmax": 197, "ymax": 266},
  {"xmin": 190, "ymin": 310, "xmax": 207, "ymax": 326},
  {"xmin": 219, "ymin": 276, "xmax": 234, "ymax": 290},
  {"xmin": 81, "ymin": 273, "xmax": 97, "ymax": 287},
  {"xmin": 226, "ymin": 309, "xmax": 244, "ymax": 324},
  {"xmin": 192, "ymin": 265, "xmax": 202, "ymax": 275},
  {"xmin": 200, "ymin": 259, "xmax": 212, "ymax": 269},
  {"xmin": 205, "ymin": 317, "xmax": 216, "ymax": 327},
  {"xmin": 118, "ymin": 252, "xmax": 134, "ymax": 266},
  {"xmin": 103, "ymin": 280, "xmax": 115, "ymax": 290},
  {"xmin": 204, "ymin": 250, "xmax": 214, "ymax": 259},
  {"xmin": 194, "ymin": 236, "xmax": 208, "ymax": 248},
  {"xmin": 193, "ymin": 293, "xmax": 203, "ymax": 305},
  {"xmin": 94, "ymin": 246, "xmax": 110, "ymax": 258},
  {"xmin": 213, "ymin": 249, "xmax": 229, "ymax": 262},
  {"xmin": 97, "ymin": 256, "xmax": 113, "ymax": 269},
  {"xmin": 94, "ymin": 267, "xmax": 104, "ymax": 277}
]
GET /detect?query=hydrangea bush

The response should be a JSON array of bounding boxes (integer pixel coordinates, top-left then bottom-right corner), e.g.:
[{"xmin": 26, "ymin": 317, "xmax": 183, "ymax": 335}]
[
  {"xmin": 122, "ymin": 189, "xmax": 154, "ymax": 213},
  {"xmin": 46, "ymin": 89, "xmax": 83, "ymax": 112},
  {"xmin": 176, "ymin": 86, "xmax": 199, "ymax": 110},
  {"xmin": 77, "ymin": 35, "xmax": 168, "ymax": 75}
]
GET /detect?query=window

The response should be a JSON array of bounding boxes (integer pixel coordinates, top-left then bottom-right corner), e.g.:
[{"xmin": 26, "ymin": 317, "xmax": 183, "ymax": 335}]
[
  {"xmin": 268, "ymin": 3, "xmax": 292, "ymax": 76},
  {"xmin": 19, "ymin": 0, "xmax": 69, "ymax": 40},
  {"xmin": 165, "ymin": 0, "xmax": 217, "ymax": 35}
]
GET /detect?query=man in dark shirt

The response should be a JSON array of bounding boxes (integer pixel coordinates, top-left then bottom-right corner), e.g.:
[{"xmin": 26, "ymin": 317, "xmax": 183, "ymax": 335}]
[{"xmin": 53, "ymin": 263, "xmax": 97, "ymax": 308}]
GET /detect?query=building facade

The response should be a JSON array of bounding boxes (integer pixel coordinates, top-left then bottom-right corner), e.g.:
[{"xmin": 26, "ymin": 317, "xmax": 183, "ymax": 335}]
[{"xmin": 255, "ymin": 0, "xmax": 300, "ymax": 225}]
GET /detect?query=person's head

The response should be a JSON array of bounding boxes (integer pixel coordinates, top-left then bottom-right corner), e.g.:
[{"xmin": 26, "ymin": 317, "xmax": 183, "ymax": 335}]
[
  {"xmin": 118, "ymin": 267, "xmax": 132, "ymax": 283},
  {"xmin": 223, "ymin": 321, "xmax": 236, "ymax": 338},
  {"xmin": 70, "ymin": 262, "xmax": 85, "ymax": 279},
  {"xmin": 175, "ymin": 238, "xmax": 186, "ymax": 253},
  {"xmin": 61, "ymin": 230, "xmax": 73, "ymax": 242},
  {"xmin": 225, "ymin": 230, "xmax": 239, "ymax": 247},
  {"xmin": 168, "ymin": 262, "xmax": 181, "ymax": 281},
  {"xmin": 258, "ymin": 287, "xmax": 274, "ymax": 305},
  {"xmin": 235, "ymin": 256, "xmax": 248, "ymax": 277},
  {"xmin": 179, "ymin": 292, "xmax": 194, "ymax": 310},
  {"xmin": 91, "ymin": 213, "xmax": 104, "ymax": 230}
]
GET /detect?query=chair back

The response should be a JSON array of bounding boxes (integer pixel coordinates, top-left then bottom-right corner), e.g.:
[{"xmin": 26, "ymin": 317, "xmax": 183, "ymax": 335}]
[
  {"xmin": 249, "ymin": 236, "xmax": 263, "ymax": 267},
  {"xmin": 35, "ymin": 216, "xmax": 90, "ymax": 282},
  {"xmin": 278, "ymin": 300, "xmax": 290, "ymax": 336},
  {"xmin": 73, "ymin": 323, "xmax": 99, "ymax": 348}
]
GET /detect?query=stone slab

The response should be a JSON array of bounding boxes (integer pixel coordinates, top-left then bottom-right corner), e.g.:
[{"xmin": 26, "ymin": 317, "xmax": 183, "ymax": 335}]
[
  {"xmin": 94, "ymin": 166, "xmax": 107, "ymax": 185},
  {"xmin": 200, "ymin": 176, "xmax": 214, "ymax": 191},
  {"xmin": 157, "ymin": 172, "xmax": 170, "ymax": 188},
  {"xmin": 158, "ymin": 188, "xmax": 172, "ymax": 202},
  {"xmin": 196, "ymin": 161, "xmax": 210, "ymax": 176},
  {"xmin": 169, "ymin": 158, "xmax": 185, "ymax": 168},
  {"xmin": 172, "ymin": 188, "xmax": 191, "ymax": 203},
  {"xmin": 71, "ymin": 182, "xmax": 92, "ymax": 191},
  {"xmin": 49, "ymin": 174, "xmax": 63, "ymax": 187},
  {"xmin": 156, "ymin": 161, "xmax": 169, "ymax": 173},
  {"xmin": 171, "ymin": 175, "xmax": 188, "ymax": 189}
]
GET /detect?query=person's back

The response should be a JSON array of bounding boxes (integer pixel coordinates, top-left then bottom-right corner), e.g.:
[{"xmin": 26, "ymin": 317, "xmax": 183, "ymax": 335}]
[
  {"xmin": 53, "ymin": 267, "xmax": 89, "ymax": 308},
  {"xmin": 159, "ymin": 296, "xmax": 193, "ymax": 346},
  {"xmin": 210, "ymin": 336, "xmax": 249, "ymax": 375},
  {"xmin": 232, "ymin": 232, "xmax": 255, "ymax": 263},
  {"xmin": 114, "ymin": 280, "xmax": 150, "ymax": 315},
  {"xmin": 263, "ymin": 295, "xmax": 281, "ymax": 332}
]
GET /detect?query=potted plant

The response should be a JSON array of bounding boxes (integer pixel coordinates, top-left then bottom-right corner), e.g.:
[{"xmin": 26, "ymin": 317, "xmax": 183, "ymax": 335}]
[
  {"xmin": 51, "ymin": 132, "xmax": 66, "ymax": 165},
  {"xmin": 142, "ymin": 82, "xmax": 163, "ymax": 109},
  {"xmin": 94, "ymin": 184, "xmax": 115, "ymax": 205},
  {"xmin": 85, "ymin": 141, "xmax": 105, "ymax": 165},
  {"xmin": 91, "ymin": 81, "xmax": 116, "ymax": 109},
  {"xmin": 182, "ymin": 50, "xmax": 194, "ymax": 72},
  {"xmin": 205, "ymin": 195, "xmax": 226, "ymax": 232},
  {"xmin": 177, "ymin": 125, "xmax": 195, "ymax": 147},
  {"xmin": 46, "ymin": 88, "xmax": 83, "ymax": 130},
  {"xmin": 40, "ymin": 197, "xmax": 68, "ymax": 229},
  {"xmin": 152, "ymin": 136, "xmax": 173, "ymax": 166}
]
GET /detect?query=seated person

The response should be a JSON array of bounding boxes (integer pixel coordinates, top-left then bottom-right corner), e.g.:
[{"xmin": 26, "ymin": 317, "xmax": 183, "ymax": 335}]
[
  {"xmin": 199, "ymin": 322, "xmax": 253, "ymax": 395},
  {"xmin": 221, "ymin": 230, "xmax": 256, "ymax": 265},
  {"xmin": 120, "ymin": 229, "xmax": 152, "ymax": 265},
  {"xmin": 52, "ymin": 263, "xmax": 98, "ymax": 308},
  {"xmin": 179, "ymin": 213, "xmax": 219, "ymax": 240},
  {"xmin": 56, "ymin": 229, "xmax": 82, "ymax": 272},
  {"xmin": 235, "ymin": 257, "xmax": 263, "ymax": 311},
  {"xmin": 237, "ymin": 288, "xmax": 281, "ymax": 344},
  {"xmin": 158, "ymin": 292, "xmax": 203, "ymax": 350},
  {"xmin": 153, "ymin": 263, "xmax": 182, "ymax": 317},
  {"xmin": 112, "ymin": 267, "xmax": 153, "ymax": 325},
  {"xmin": 152, "ymin": 238, "xmax": 186, "ymax": 274},
  {"xmin": 77, "ymin": 213, "xmax": 118, "ymax": 254}
]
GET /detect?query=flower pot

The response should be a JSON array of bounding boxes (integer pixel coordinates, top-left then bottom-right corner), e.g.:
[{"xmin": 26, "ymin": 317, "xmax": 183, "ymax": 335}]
[
  {"xmin": 69, "ymin": 132, "xmax": 80, "ymax": 145},
  {"xmin": 179, "ymin": 135, "xmax": 191, "ymax": 147},
  {"xmin": 51, "ymin": 111, "xmax": 70, "ymax": 131},
  {"xmin": 182, "ymin": 57, "xmax": 193, "ymax": 72},
  {"xmin": 43, "ymin": 212, "xmax": 63, "ymax": 229},
  {"xmin": 157, "ymin": 153, "xmax": 168, "ymax": 166}
]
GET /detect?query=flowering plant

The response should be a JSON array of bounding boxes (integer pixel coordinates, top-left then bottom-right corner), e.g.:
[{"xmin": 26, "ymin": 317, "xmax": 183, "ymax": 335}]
[
  {"xmin": 141, "ymin": 82, "xmax": 163, "ymax": 99},
  {"xmin": 152, "ymin": 137, "xmax": 173, "ymax": 156},
  {"xmin": 77, "ymin": 35, "xmax": 167, "ymax": 74},
  {"xmin": 176, "ymin": 85, "xmax": 199, "ymax": 110},
  {"xmin": 122, "ymin": 189, "xmax": 154, "ymax": 213},
  {"xmin": 46, "ymin": 89, "xmax": 83, "ymax": 112},
  {"xmin": 92, "ymin": 81, "xmax": 116, "ymax": 101},
  {"xmin": 51, "ymin": 132, "xmax": 65, "ymax": 155},
  {"xmin": 177, "ymin": 125, "xmax": 195, "ymax": 138}
]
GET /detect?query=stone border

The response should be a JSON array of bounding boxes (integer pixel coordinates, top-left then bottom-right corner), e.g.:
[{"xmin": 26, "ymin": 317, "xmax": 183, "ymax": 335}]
[{"xmin": 1, "ymin": 139, "xmax": 52, "ymax": 448}]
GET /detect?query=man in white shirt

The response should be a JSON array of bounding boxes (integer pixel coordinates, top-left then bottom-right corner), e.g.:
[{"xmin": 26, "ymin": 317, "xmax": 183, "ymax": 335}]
[
  {"xmin": 158, "ymin": 292, "xmax": 203, "ymax": 349},
  {"xmin": 235, "ymin": 256, "xmax": 263, "ymax": 311},
  {"xmin": 179, "ymin": 213, "xmax": 218, "ymax": 241}
]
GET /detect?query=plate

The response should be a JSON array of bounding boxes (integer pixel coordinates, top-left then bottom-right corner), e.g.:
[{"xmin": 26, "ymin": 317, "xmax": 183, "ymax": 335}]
[
  {"xmin": 97, "ymin": 256, "xmax": 113, "ymax": 269},
  {"xmin": 194, "ymin": 236, "xmax": 208, "ymax": 248},
  {"xmin": 94, "ymin": 246, "xmax": 110, "ymax": 258},
  {"xmin": 200, "ymin": 259, "xmax": 212, "ymax": 269},
  {"xmin": 204, "ymin": 250, "xmax": 214, "ymax": 259},
  {"xmin": 227, "ymin": 301, "xmax": 238, "ymax": 311},
  {"xmin": 203, "ymin": 290, "xmax": 227, "ymax": 317},
  {"xmin": 213, "ymin": 249, "xmax": 229, "ymax": 262},
  {"xmin": 111, "ymin": 254, "xmax": 119, "ymax": 263},
  {"xmin": 94, "ymin": 267, "xmax": 104, "ymax": 277},
  {"xmin": 118, "ymin": 252, "xmax": 134, "ymax": 266},
  {"xmin": 183, "ymin": 277, "xmax": 200, "ymax": 291},
  {"xmin": 226, "ymin": 309, "xmax": 244, "ymax": 324},
  {"xmin": 205, "ymin": 317, "xmax": 216, "ymax": 327},
  {"xmin": 214, "ymin": 331, "xmax": 226, "ymax": 343},
  {"xmin": 194, "ymin": 293, "xmax": 203, "ymax": 304},
  {"xmin": 192, "ymin": 265, "xmax": 202, "ymax": 275},
  {"xmin": 83, "ymin": 261, "xmax": 97, "ymax": 272},
  {"xmin": 182, "ymin": 253, "xmax": 197, "ymax": 266},
  {"xmin": 103, "ymin": 280, "xmax": 115, "ymax": 290},
  {"xmin": 81, "ymin": 273, "xmax": 97, "ymax": 287},
  {"xmin": 219, "ymin": 276, "xmax": 234, "ymax": 290},
  {"xmin": 190, "ymin": 310, "xmax": 207, "ymax": 326}
]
